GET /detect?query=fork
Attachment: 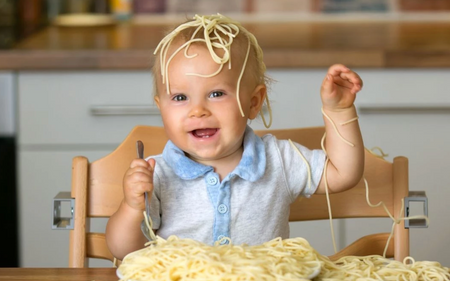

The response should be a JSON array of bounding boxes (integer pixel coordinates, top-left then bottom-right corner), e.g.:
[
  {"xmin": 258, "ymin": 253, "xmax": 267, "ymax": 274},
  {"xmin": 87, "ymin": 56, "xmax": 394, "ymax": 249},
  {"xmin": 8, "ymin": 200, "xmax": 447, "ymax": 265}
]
[{"xmin": 136, "ymin": 140, "xmax": 151, "ymax": 219}]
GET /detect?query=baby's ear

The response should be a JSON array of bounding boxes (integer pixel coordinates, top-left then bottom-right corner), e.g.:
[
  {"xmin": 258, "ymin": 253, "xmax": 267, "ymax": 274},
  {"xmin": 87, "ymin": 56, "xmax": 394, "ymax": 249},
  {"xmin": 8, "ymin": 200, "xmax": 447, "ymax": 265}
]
[
  {"xmin": 248, "ymin": 84, "xmax": 266, "ymax": 120},
  {"xmin": 154, "ymin": 95, "xmax": 161, "ymax": 109}
]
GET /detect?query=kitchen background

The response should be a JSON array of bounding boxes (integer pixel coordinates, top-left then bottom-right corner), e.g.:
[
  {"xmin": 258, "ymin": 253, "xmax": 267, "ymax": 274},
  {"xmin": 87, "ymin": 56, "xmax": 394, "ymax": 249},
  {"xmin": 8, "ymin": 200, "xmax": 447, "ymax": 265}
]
[
  {"xmin": 1, "ymin": 0, "xmax": 450, "ymax": 269},
  {"xmin": 2, "ymin": 0, "xmax": 450, "ymax": 49}
]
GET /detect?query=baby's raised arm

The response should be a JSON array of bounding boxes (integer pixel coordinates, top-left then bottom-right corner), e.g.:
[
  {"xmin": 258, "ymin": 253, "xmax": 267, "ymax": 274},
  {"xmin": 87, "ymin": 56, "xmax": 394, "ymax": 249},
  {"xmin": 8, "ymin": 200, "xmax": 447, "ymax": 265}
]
[
  {"xmin": 315, "ymin": 64, "xmax": 365, "ymax": 194},
  {"xmin": 105, "ymin": 158, "xmax": 155, "ymax": 260}
]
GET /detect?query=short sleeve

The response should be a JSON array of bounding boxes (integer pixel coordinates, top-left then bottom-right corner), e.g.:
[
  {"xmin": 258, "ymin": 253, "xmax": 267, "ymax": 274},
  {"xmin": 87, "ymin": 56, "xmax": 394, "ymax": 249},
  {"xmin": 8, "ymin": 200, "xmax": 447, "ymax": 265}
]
[{"xmin": 268, "ymin": 136, "xmax": 326, "ymax": 200}]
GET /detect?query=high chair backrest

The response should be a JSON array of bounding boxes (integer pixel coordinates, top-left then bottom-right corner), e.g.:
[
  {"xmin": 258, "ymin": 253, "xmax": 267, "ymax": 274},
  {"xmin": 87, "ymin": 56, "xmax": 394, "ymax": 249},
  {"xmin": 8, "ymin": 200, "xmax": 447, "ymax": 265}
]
[{"xmin": 69, "ymin": 125, "xmax": 409, "ymax": 267}]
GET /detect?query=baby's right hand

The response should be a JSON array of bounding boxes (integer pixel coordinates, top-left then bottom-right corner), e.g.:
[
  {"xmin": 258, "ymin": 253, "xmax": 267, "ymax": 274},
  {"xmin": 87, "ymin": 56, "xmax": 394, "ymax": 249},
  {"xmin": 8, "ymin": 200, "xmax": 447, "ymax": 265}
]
[{"xmin": 123, "ymin": 158, "xmax": 156, "ymax": 211}]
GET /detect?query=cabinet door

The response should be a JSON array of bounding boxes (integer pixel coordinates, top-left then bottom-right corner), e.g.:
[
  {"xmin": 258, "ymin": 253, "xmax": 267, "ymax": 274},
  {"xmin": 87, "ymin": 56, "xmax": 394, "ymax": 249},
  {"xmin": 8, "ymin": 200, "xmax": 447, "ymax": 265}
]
[{"xmin": 19, "ymin": 150, "xmax": 113, "ymax": 267}]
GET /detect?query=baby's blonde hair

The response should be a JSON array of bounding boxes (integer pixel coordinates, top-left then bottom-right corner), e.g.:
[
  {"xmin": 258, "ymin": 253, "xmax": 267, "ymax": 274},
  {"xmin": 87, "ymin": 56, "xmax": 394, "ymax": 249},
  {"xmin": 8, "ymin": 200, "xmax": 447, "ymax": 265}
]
[{"xmin": 152, "ymin": 14, "xmax": 271, "ymax": 127}]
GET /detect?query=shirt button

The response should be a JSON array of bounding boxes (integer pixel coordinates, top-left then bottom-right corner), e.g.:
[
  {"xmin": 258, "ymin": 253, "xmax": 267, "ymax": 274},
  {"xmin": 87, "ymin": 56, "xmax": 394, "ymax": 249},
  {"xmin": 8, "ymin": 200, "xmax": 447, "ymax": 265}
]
[
  {"xmin": 217, "ymin": 235, "xmax": 229, "ymax": 245},
  {"xmin": 207, "ymin": 176, "xmax": 218, "ymax": 185},
  {"xmin": 218, "ymin": 204, "xmax": 228, "ymax": 214}
]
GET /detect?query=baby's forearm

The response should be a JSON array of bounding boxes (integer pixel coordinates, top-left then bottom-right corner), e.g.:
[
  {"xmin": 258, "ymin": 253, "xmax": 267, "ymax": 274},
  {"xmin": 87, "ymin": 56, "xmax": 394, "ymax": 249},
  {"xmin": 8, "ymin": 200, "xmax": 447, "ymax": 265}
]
[
  {"xmin": 105, "ymin": 201, "xmax": 148, "ymax": 260},
  {"xmin": 319, "ymin": 105, "xmax": 364, "ymax": 193}
]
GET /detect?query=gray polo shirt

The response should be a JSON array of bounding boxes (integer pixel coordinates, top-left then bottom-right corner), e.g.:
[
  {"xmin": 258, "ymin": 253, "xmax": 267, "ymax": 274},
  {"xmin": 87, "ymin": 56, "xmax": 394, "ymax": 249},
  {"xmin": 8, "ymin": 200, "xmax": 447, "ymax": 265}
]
[{"xmin": 144, "ymin": 126, "xmax": 325, "ymax": 246}]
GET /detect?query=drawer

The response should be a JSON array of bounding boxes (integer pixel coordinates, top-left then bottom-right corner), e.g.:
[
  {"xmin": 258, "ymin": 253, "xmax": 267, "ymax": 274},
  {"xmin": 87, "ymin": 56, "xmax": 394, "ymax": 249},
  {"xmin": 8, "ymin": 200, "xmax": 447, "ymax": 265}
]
[
  {"xmin": 19, "ymin": 69, "xmax": 450, "ymax": 146},
  {"xmin": 18, "ymin": 71, "xmax": 163, "ymax": 146},
  {"xmin": 353, "ymin": 69, "xmax": 450, "ymax": 113}
]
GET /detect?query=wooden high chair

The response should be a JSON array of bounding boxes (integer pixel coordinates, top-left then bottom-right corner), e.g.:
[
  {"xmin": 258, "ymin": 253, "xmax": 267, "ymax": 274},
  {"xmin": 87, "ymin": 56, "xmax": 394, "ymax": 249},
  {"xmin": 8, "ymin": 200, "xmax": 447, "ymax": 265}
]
[{"xmin": 68, "ymin": 125, "xmax": 411, "ymax": 267}]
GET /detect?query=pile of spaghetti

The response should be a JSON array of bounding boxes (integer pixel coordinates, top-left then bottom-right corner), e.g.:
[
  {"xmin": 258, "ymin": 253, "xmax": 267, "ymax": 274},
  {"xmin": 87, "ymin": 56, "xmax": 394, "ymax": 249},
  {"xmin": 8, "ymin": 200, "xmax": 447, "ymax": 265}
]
[
  {"xmin": 117, "ymin": 235, "xmax": 450, "ymax": 281},
  {"xmin": 118, "ymin": 236, "xmax": 322, "ymax": 281}
]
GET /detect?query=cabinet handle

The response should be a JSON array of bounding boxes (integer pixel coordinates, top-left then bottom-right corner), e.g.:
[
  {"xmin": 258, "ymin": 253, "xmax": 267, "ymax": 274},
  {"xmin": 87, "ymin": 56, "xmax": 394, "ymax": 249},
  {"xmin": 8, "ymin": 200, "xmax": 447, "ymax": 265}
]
[
  {"xmin": 90, "ymin": 105, "xmax": 160, "ymax": 116},
  {"xmin": 358, "ymin": 104, "xmax": 450, "ymax": 114}
]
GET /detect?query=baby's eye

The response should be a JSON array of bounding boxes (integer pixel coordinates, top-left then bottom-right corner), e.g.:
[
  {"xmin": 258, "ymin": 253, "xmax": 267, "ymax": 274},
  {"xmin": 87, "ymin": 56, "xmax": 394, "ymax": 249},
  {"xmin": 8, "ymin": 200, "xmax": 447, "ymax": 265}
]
[
  {"xmin": 172, "ymin": 94, "xmax": 187, "ymax": 101},
  {"xmin": 209, "ymin": 91, "xmax": 224, "ymax": 98}
]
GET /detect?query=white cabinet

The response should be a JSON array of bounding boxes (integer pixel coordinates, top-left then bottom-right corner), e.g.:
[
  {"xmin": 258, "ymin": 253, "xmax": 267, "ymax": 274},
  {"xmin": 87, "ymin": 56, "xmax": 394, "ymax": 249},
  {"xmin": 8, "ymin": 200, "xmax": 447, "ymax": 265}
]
[{"xmin": 17, "ymin": 69, "xmax": 450, "ymax": 267}]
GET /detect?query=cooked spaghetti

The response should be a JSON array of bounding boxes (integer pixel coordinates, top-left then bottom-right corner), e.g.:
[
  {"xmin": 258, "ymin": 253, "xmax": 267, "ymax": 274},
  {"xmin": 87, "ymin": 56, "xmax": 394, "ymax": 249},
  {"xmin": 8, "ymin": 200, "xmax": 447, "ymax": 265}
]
[
  {"xmin": 118, "ymin": 236, "xmax": 322, "ymax": 281},
  {"xmin": 117, "ymin": 234, "xmax": 450, "ymax": 281}
]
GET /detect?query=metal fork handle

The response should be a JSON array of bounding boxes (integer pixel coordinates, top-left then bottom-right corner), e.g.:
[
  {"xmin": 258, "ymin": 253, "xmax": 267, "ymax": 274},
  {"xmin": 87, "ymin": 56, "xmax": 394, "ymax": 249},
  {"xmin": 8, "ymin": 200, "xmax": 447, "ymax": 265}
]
[
  {"xmin": 136, "ymin": 140, "xmax": 144, "ymax": 159},
  {"xmin": 136, "ymin": 140, "xmax": 151, "ymax": 219}
]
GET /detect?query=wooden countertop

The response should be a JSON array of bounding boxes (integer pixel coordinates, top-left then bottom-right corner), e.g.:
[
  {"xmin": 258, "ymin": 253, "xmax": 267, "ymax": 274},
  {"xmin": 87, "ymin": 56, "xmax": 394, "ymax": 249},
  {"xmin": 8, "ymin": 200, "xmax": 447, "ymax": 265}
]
[
  {"xmin": 0, "ymin": 268, "xmax": 118, "ymax": 281},
  {"xmin": 1, "ymin": 20, "xmax": 450, "ymax": 70}
]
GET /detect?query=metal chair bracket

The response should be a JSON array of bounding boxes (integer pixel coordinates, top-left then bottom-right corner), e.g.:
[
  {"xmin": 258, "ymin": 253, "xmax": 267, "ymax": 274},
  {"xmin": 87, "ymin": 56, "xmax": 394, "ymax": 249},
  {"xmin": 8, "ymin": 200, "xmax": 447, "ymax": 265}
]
[
  {"xmin": 52, "ymin": 192, "xmax": 75, "ymax": 230},
  {"xmin": 404, "ymin": 191, "xmax": 428, "ymax": 228}
]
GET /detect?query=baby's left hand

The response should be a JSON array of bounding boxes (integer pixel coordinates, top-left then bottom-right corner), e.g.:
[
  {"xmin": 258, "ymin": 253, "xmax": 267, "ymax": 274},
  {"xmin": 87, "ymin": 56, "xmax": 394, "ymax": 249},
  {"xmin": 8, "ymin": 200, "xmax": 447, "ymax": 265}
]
[{"xmin": 320, "ymin": 64, "xmax": 363, "ymax": 111}]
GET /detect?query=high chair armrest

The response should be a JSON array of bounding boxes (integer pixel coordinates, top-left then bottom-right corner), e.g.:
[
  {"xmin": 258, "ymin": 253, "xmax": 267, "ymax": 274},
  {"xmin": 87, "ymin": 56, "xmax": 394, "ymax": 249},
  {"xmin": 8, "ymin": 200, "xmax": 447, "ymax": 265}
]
[{"xmin": 328, "ymin": 233, "xmax": 394, "ymax": 261}]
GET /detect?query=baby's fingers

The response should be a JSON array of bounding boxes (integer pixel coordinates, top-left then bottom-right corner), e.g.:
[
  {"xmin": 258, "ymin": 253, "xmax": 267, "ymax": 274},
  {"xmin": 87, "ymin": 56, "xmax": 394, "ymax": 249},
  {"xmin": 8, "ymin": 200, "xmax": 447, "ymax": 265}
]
[
  {"xmin": 339, "ymin": 71, "xmax": 363, "ymax": 86},
  {"xmin": 328, "ymin": 64, "xmax": 362, "ymax": 86},
  {"xmin": 148, "ymin": 158, "xmax": 156, "ymax": 171},
  {"xmin": 329, "ymin": 74, "xmax": 353, "ymax": 90},
  {"xmin": 339, "ymin": 71, "xmax": 363, "ymax": 94},
  {"xmin": 327, "ymin": 63, "xmax": 349, "ymax": 75},
  {"xmin": 130, "ymin": 158, "xmax": 150, "ymax": 169},
  {"xmin": 129, "ymin": 159, "xmax": 156, "ymax": 183}
]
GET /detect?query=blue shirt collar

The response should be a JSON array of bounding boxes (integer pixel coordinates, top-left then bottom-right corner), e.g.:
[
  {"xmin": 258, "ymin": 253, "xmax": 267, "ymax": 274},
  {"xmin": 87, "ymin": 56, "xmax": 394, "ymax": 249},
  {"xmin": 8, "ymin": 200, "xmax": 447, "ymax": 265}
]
[{"xmin": 162, "ymin": 125, "xmax": 266, "ymax": 182}]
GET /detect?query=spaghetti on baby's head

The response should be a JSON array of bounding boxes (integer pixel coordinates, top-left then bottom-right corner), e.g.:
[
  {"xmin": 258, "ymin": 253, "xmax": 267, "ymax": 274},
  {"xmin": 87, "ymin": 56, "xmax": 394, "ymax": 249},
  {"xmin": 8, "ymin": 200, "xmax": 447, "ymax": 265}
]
[{"xmin": 152, "ymin": 14, "xmax": 271, "ymax": 125}]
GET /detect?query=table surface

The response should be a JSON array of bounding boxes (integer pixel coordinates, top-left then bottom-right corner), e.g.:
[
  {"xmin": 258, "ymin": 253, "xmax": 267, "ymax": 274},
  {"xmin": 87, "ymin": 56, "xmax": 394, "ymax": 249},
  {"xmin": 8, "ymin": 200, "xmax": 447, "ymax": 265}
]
[
  {"xmin": 0, "ymin": 268, "xmax": 118, "ymax": 281},
  {"xmin": 1, "ymin": 20, "xmax": 450, "ymax": 70}
]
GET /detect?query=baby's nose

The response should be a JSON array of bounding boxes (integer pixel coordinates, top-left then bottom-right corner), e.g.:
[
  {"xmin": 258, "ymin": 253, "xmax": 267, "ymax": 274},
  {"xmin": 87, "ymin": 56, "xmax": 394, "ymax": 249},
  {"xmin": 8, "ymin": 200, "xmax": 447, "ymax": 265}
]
[{"xmin": 189, "ymin": 102, "xmax": 211, "ymax": 118}]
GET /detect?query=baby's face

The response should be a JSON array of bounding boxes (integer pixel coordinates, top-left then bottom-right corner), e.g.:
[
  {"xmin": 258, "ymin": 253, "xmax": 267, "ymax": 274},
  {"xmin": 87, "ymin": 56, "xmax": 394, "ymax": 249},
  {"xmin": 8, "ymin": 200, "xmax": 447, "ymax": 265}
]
[{"xmin": 154, "ymin": 43, "xmax": 263, "ymax": 164}]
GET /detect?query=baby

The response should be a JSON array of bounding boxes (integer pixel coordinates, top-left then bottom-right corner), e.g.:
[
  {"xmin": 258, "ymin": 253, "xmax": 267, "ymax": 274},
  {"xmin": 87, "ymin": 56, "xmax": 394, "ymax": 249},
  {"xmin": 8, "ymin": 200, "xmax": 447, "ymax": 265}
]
[{"xmin": 106, "ymin": 14, "xmax": 364, "ymax": 260}]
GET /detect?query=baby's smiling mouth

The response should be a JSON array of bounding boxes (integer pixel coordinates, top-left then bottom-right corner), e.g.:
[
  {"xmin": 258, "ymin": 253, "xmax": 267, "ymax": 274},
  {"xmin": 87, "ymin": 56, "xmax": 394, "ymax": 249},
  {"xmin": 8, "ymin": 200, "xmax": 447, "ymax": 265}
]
[{"xmin": 191, "ymin": 128, "xmax": 218, "ymax": 138}]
